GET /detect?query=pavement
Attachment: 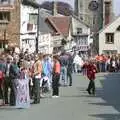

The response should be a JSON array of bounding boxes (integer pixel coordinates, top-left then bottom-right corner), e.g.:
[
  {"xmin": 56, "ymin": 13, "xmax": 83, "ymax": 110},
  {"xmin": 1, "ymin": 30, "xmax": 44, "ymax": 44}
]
[{"xmin": 0, "ymin": 73, "xmax": 120, "ymax": 120}]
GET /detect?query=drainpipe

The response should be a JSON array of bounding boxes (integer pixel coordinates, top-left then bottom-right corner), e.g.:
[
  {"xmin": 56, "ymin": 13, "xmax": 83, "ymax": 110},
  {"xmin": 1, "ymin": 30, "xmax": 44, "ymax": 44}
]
[{"xmin": 36, "ymin": 7, "xmax": 40, "ymax": 53}]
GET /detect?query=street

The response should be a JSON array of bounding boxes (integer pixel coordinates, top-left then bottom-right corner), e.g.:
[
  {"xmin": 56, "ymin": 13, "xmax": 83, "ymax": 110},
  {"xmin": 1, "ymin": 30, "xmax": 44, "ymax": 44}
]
[{"xmin": 0, "ymin": 73, "xmax": 120, "ymax": 120}]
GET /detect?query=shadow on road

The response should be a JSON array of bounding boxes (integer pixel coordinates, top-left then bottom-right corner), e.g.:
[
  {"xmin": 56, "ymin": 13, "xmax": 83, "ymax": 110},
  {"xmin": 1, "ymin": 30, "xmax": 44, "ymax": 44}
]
[
  {"xmin": 90, "ymin": 113, "xmax": 120, "ymax": 120},
  {"xmin": 88, "ymin": 73, "xmax": 120, "ymax": 120}
]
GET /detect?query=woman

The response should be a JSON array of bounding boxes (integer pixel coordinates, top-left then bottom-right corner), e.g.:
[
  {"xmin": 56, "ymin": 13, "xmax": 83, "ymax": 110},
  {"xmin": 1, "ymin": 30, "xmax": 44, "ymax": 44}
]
[{"xmin": 52, "ymin": 55, "xmax": 61, "ymax": 98}]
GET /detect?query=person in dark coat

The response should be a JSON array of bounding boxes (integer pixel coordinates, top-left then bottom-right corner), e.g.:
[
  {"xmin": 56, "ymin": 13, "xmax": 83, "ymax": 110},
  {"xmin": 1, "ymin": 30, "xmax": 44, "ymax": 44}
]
[
  {"xmin": 67, "ymin": 54, "xmax": 73, "ymax": 86},
  {"xmin": 9, "ymin": 58, "xmax": 20, "ymax": 106}
]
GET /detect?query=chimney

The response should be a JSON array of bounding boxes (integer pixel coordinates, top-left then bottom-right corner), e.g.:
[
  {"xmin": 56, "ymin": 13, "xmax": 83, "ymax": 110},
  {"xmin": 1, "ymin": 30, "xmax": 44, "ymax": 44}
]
[{"xmin": 52, "ymin": 1, "xmax": 57, "ymax": 16}]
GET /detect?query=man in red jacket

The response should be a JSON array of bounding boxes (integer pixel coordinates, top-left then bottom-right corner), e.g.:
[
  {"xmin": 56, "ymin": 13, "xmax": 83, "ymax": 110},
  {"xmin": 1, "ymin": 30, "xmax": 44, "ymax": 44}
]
[{"xmin": 86, "ymin": 60, "xmax": 97, "ymax": 95}]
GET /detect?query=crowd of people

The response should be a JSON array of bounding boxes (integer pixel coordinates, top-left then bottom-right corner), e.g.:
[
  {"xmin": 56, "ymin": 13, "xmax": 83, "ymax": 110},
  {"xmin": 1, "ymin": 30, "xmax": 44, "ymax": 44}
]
[
  {"xmin": 0, "ymin": 48, "xmax": 120, "ymax": 108},
  {"xmin": 0, "ymin": 49, "xmax": 74, "ymax": 108}
]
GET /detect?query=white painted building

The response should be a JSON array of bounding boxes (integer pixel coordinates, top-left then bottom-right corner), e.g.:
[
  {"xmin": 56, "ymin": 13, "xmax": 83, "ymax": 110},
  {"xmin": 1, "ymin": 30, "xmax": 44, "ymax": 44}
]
[
  {"xmin": 38, "ymin": 33, "xmax": 53, "ymax": 54},
  {"xmin": 20, "ymin": 1, "xmax": 39, "ymax": 53},
  {"xmin": 71, "ymin": 15, "xmax": 91, "ymax": 55},
  {"xmin": 99, "ymin": 16, "xmax": 120, "ymax": 55}
]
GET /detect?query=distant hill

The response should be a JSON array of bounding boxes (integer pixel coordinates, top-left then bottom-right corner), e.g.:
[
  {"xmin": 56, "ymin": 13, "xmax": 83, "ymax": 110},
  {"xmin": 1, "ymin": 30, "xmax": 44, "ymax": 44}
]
[{"xmin": 40, "ymin": 1, "xmax": 73, "ymax": 16}]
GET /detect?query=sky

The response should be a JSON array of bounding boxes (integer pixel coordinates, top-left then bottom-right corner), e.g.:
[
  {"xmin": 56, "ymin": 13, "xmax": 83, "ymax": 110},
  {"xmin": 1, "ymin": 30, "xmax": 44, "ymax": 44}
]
[{"xmin": 38, "ymin": 0, "xmax": 120, "ymax": 16}]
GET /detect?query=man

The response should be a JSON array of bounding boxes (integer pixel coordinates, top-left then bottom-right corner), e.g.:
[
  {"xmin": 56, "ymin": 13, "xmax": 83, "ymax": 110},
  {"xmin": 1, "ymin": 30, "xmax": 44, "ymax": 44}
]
[
  {"xmin": 9, "ymin": 58, "xmax": 20, "ymax": 106},
  {"xmin": 4, "ymin": 56, "xmax": 12, "ymax": 105},
  {"xmin": 67, "ymin": 54, "xmax": 73, "ymax": 86},
  {"xmin": 59, "ymin": 52, "xmax": 68, "ymax": 86},
  {"xmin": 33, "ymin": 55, "xmax": 42, "ymax": 104}
]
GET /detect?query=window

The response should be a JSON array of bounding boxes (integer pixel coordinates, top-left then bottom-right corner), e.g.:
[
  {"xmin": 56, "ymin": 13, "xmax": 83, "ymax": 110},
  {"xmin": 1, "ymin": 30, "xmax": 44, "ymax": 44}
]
[
  {"xmin": 0, "ymin": 0, "xmax": 13, "ymax": 5},
  {"xmin": 77, "ymin": 28, "xmax": 82, "ymax": 34},
  {"xmin": 0, "ymin": 12, "xmax": 10, "ymax": 21},
  {"xmin": 105, "ymin": 33, "xmax": 114, "ymax": 44},
  {"xmin": 29, "ymin": 14, "xmax": 38, "ymax": 25}
]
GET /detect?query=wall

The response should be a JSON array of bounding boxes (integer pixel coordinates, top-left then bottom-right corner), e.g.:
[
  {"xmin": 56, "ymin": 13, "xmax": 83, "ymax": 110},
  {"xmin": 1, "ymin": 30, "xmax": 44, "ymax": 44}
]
[
  {"xmin": 0, "ymin": 0, "xmax": 20, "ymax": 47},
  {"xmin": 72, "ymin": 17, "xmax": 89, "ymax": 35},
  {"xmin": 20, "ymin": 4, "xmax": 38, "ymax": 53},
  {"xmin": 99, "ymin": 17, "xmax": 120, "ymax": 54}
]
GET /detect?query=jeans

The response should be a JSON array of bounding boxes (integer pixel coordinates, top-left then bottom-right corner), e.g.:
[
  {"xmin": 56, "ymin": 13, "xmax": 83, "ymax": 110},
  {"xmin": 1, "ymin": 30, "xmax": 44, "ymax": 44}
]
[
  {"xmin": 60, "ymin": 66, "xmax": 67, "ymax": 86},
  {"xmin": 33, "ymin": 78, "xmax": 40, "ymax": 103},
  {"xmin": 87, "ymin": 80, "xmax": 95, "ymax": 94},
  {"xmin": 67, "ymin": 71, "xmax": 72, "ymax": 86},
  {"xmin": 52, "ymin": 73, "xmax": 60, "ymax": 96}
]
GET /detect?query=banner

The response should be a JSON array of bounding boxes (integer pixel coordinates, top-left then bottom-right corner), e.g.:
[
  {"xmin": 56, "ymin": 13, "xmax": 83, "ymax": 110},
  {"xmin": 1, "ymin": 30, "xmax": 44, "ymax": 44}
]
[{"xmin": 15, "ymin": 79, "xmax": 30, "ymax": 108}]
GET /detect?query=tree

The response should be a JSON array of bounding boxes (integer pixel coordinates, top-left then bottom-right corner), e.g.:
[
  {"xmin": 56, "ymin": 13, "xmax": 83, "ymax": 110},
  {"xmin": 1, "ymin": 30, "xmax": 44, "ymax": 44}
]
[{"xmin": 40, "ymin": 1, "xmax": 73, "ymax": 16}]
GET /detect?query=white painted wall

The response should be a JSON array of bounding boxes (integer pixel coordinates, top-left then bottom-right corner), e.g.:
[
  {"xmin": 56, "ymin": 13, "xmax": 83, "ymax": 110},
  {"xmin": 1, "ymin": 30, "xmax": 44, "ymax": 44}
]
[
  {"xmin": 20, "ymin": 4, "xmax": 38, "ymax": 53},
  {"xmin": 99, "ymin": 17, "xmax": 120, "ymax": 54},
  {"xmin": 72, "ymin": 17, "xmax": 89, "ymax": 35},
  {"xmin": 72, "ymin": 17, "xmax": 91, "ymax": 52},
  {"xmin": 38, "ymin": 33, "xmax": 53, "ymax": 54}
]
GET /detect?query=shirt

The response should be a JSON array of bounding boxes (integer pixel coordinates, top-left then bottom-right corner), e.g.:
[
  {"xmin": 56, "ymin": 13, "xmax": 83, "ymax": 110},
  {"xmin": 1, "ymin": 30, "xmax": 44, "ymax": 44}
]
[{"xmin": 54, "ymin": 61, "xmax": 60, "ymax": 74}]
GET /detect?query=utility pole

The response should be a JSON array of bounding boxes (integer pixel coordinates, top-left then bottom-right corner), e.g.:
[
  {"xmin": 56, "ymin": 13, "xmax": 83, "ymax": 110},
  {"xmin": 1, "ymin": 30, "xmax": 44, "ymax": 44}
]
[{"xmin": 36, "ymin": 6, "xmax": 40, "ymax": 53}]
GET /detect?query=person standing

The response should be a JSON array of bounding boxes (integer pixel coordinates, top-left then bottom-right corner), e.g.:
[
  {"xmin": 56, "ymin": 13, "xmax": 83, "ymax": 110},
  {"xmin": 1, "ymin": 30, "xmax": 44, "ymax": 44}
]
[
  {"xmin": 52, "ymin": 55, "xmax": 61, "ymax": 98},
  {"xmin": 32, "ymin": 55, "xmax": 42, "ymax": 104},
  {"xmin": 9, "ymin": 58, "xmax": 20, "ymax": 106},
  {"xmin": 4, "ymin": 56, "xmax": 12, "ymax": 105},
  {"xmin": 0, "ymin": 57, "xmax": 5, "ymax": 105},
  {"xmin": 67, "ymin": 54, "xmax": 73, "ymax": 86}
]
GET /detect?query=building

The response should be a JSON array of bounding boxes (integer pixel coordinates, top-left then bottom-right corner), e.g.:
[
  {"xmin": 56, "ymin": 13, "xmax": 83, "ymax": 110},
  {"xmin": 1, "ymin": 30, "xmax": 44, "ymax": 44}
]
[
  {"xmin": 45, "ymin": 16, "xmax": 72, "ymax": 53},
  {"xmin": 38, "ymin": 15, "xmax": 53, "ymax": 54},
  {"xmin": 71, "ymin": 15, "xmax": 91, "ymax": 57},
  {"xmin": 74, "ymin": 0, "xmax": 114, "ymax": 31},
  {"xmin": 20, "ymin": 0, "xmax": 39, "ymax": 53},
  {"xmin": 74, "ymin": 0, "xmax": 93, "ymax": 27},
  {"xmin": 99, "ymin": 16, "xmax": 120, "ymax": 55},
  {"xmin": 104, "ymin": 0, "xmax": 114, "ymax": 25},
  {"xmin": 0, "ymin": 0, "xmax": 20, "ymax": 51}
]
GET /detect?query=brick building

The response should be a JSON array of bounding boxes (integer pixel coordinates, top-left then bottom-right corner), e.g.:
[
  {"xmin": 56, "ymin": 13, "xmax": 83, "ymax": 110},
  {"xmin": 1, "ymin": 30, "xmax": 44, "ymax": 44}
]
[{"xmin": 0, "ymin": 0, "xmax": 20, "ymax": 51}]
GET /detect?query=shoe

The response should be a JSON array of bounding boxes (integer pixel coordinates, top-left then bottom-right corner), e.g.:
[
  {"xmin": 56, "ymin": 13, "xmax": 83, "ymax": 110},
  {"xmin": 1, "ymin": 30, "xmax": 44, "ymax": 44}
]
[
  {"xmin": 31, "ymin": 101, "xmax": 40, "ymax": 104},
  {"xmin": 86, "ymin": 89, "xmax": 91, "ymax": 95},
  {"xmin": 55, "ymin": 96, "xmax": 59, "ymax": 98},
  {"xmin": 52, "ymin": 95, "xmax": 59, "ymax": 98}
]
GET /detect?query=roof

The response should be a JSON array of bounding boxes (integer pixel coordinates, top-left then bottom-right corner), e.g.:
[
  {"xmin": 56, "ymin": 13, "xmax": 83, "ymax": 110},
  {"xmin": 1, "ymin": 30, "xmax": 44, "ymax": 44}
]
[
  {"xmin": 39, "ymin": 15, "xmax": 51, "ymax": 34},
  {"xmin": 22, "ymin": 0, "xmax": 40, "ymax": 8},
  {"xmin": 46, "ymin": 16, "xmax": 71, "ymax": 37},
  {"xmin": 72, "ymin": 14, "xmax": 89, "ymax": 28},
  {"xmin": 39, "ymin": 8, "xmax": 52, "ymax": 18},
  {"xmin": 99, "ymin": 15, "xmax": 120, "ymax": 34}
]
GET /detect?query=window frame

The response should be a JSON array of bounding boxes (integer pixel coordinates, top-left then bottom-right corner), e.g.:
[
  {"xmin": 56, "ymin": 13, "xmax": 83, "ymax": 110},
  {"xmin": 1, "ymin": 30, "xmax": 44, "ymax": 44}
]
[{"xmin": 105, "ymin": 33, "xmax": 114, "ymax": 44}]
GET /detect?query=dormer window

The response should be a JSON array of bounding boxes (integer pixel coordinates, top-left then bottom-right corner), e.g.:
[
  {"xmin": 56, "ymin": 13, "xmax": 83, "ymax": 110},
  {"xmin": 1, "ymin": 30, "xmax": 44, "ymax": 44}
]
[{"xmin": 77, "ymin": 28, "xmax": 82, "ymax": 34}]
